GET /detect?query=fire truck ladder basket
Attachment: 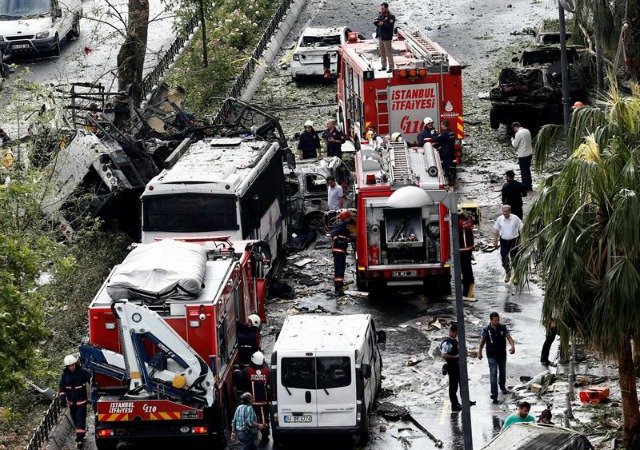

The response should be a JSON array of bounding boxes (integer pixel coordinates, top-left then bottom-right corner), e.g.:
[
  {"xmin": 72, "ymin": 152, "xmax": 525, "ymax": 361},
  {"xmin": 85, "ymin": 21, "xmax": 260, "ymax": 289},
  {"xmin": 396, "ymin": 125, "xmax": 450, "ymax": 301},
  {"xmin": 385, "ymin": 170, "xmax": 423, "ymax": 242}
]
[
  {"xmin": 376, "ymin": 89, "xmax": 390, "ymax": 134},
  {"xmin": 400, "ymin": 28, "xmax": 449, "ymax": 67},
  {"xmin": 386, "ymin": 142, "xmax": 414, "ymax": 186}
]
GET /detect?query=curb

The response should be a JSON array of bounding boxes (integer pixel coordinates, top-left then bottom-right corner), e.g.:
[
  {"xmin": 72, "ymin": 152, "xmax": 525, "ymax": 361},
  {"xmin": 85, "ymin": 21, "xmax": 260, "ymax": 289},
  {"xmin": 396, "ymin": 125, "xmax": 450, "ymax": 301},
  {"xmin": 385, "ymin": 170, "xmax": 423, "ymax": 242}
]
[{"xmin": 44, "ymin": 410, "xmax": 74, "ymax": 450}]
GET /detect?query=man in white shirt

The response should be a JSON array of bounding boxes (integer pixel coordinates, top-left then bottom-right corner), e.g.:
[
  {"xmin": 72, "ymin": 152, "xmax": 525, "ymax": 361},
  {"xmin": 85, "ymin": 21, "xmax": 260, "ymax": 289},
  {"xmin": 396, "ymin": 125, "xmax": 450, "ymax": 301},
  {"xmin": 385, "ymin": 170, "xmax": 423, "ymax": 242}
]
[
  {"xmin": 493, "ymin": 205, "xmax": 523, "ymax": 284},
  {"xmin": 327, "ymin": 176, "xmax": 343, "ymax": 211},
  {"xmin": 511, "ymin": 122, "xmax": 533, "ymax": 191}
]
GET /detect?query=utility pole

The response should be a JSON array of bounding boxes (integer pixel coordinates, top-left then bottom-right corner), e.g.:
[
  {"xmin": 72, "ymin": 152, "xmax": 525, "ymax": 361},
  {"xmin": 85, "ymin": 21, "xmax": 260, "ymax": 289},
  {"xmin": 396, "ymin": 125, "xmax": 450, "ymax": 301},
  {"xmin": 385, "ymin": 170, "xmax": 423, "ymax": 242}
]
[{"xmin": 450, "ymin": 201, "xmax": 474, "ymax": 450}]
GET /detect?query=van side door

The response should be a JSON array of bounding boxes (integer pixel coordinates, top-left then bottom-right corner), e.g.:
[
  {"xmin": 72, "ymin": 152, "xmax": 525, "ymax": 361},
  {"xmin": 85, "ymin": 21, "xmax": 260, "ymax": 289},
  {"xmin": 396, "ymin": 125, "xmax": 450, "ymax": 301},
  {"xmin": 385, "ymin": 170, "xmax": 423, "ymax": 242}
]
[
  {"xmin": 278, "ymin": 352, "xmax": 318, "ymax": 429},
  {"xmin": 315, "ymin": 352, "xmax": 357, "ymax": 428}
]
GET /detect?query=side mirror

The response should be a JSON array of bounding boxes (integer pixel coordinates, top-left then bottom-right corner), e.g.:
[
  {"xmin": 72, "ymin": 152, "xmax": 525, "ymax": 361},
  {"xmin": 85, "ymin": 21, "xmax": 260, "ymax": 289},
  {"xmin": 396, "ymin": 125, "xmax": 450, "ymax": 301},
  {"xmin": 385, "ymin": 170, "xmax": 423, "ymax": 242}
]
[
  {"xmin": 53, "ymin": 7, "xmax": 63, "ymax": 18},
  {"xmin": 283, "ymin": 147, "xmax": 296, "ymax": 170},
  {"xmin": 377, "ymin": 330, "xmax": 387, "ymax": 344},
  {"xmin": 361, "ymin": 364, "xmax": 372, "ymax": 379}
]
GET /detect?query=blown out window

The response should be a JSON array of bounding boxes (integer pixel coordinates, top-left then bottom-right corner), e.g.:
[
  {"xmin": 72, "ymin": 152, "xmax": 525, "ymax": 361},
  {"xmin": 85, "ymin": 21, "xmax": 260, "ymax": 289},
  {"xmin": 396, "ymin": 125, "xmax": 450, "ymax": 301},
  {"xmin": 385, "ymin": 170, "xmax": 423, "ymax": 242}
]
[
  {"xmin": 143, "ymin": 193, "xmax": 237, "ymax": 232},
  {"xmin": 281, "ymin": 357, "xmax": 351, "ymax": 390}
]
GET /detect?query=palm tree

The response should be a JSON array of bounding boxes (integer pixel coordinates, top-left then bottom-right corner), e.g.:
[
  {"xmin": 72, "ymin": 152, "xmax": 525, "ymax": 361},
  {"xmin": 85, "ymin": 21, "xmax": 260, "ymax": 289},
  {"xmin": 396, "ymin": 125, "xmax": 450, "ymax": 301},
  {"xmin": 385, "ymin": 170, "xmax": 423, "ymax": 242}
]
[{"xmin": 515, "ymin": 82, "xmax": 640, "ymax": 447}]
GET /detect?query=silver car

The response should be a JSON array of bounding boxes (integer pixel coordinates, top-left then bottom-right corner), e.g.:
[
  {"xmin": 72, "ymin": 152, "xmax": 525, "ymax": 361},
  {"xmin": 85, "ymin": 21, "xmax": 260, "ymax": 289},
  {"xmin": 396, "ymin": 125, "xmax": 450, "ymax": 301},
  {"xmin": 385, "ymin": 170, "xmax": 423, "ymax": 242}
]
[{"xmin": 290, "ymin": 26, "xmax": 351, "ymax": 80}]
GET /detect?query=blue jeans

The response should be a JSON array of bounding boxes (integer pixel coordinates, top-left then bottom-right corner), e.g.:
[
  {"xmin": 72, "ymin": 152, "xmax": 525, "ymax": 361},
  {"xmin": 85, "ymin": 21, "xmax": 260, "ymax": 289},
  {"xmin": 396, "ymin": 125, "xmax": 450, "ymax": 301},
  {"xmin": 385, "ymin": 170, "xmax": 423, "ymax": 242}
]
[
  {"xmin": 488, "ymin": 357, "xmax": 507, "ymax": 398},
  {"xmin": 237, "ymin": 430, "xmax": 258, "ymax": 450}
]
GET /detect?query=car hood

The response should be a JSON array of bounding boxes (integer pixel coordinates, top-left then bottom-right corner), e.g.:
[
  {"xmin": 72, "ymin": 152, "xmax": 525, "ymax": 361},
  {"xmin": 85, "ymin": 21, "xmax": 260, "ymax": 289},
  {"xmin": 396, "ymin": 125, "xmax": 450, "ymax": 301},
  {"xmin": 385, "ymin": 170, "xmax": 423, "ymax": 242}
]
[{"xmin": 0, "ymin": 17, "xmax": 52, "ymax": 35}]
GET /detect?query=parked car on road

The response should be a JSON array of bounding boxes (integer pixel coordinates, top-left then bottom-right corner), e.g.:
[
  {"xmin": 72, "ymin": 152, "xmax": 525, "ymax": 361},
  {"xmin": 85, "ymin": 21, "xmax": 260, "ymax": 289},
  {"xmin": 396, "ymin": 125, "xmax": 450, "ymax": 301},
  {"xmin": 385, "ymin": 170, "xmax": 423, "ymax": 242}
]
[
  {"xmin": 285, "ymin": 156, "xmax": 353, "ymax": 232},
  {"xmin": 0, "ymin": 0, "xmax": 82, "ymax": 57},
  {"xmin": 290, "ymin": 26, "xmax": 351, "ymax": 81}
]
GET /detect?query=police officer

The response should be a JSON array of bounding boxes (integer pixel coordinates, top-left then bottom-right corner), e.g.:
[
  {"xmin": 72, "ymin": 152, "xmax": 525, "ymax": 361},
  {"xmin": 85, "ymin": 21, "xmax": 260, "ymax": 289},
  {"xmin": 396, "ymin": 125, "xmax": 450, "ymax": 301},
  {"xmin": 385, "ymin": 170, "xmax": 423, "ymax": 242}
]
[
  {"xmin": 322, "ymin": 119, "xmax": 345, "ymax": 158},
  {"xmin": 236, "ymin": 351, "xmax": 271, "ymax": 441},
  {"xmin": 441, "ymin": 324, "xmax": 462, "ymax": 411},
  {"xmin": 236, "ymin": 314, "xmax": 262, "ymax": 366},
  {"xmin": 433, "ymin": 120, "xmax": 455, "ymax": 182},
  {"xmin": 59, "ymin": 355, "xmax": 92, "ymax": 448},
  {"xmin": 458, "ymin": 208, "xmax": 475, "ymax": 299},
  {"xmin": 331, "ymin": 209, "xmax": 351, "ymax": 295}
]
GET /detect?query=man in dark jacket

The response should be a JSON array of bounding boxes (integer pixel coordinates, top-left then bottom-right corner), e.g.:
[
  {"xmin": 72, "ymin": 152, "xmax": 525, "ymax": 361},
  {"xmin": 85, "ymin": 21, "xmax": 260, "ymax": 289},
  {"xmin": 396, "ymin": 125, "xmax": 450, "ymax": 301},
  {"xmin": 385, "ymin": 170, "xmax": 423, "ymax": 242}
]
[
  {"xmin": 374, "ymin": 2, "xmax": 395, "ymax": 71},
  {"xmin": 441, "ymin": 323, "xmax": 462, "ymax": 411},
  {"xmin": 59, "ymin": 355, "xmax": 92, "ymax": 448},
  {"xmin": 236, "ymin": 314, "xmax": 262, "ymax": 367},
  {"xmin": 322, "ymin": 119, "xmax": 346, "ymax": 158},
  {"xmin": 235, "ymin": 351, "xmax": 271, "ymax": 441},
  {"xmin": 297, "ymin": 120, "xmax": 321, "ymax": 159},
  {"xmin": 417, "ymin": 117, "xmax": 438, "ymax": 145},
  {"xmin": 477, "ymin": 312, "xmax": 516, "ymax": 404},
  {"xmin": 458, "ymin": 209, "xmax": 475, "ymax": 299},
  {"xmin": 331, "ymin": 209, "xmax": 351, "ymax": 295},
  {"xmin": 433, "ymin": 120, "xmax": 455, "ymax": 181},
  {"xmin": 501, "ymin": 170, "xmax": 527, "ymax": 220}
]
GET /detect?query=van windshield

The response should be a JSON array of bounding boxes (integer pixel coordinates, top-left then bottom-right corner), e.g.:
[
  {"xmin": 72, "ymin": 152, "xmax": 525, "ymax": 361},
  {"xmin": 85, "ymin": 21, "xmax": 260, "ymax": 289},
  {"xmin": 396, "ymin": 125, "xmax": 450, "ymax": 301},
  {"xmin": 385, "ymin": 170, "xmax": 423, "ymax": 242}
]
[
  {"xmin": 143, "ymin": 193, "xmax": 237, "ymax": 232},
  {"xmin": 0, "ymin": 0, "xmax": 50, "ymax": 19},
  {"xmin": 282, "ymin": 357, "xmax": 351, "ymax": 390}
]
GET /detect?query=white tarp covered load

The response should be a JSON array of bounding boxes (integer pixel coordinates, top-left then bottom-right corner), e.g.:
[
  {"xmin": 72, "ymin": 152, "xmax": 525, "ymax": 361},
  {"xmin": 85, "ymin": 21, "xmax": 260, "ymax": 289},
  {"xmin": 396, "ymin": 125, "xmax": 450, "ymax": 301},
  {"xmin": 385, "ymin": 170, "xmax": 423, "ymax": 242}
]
[{"xmin": 107, "ymin": 240, "xmax": 207, "ymax": 302}]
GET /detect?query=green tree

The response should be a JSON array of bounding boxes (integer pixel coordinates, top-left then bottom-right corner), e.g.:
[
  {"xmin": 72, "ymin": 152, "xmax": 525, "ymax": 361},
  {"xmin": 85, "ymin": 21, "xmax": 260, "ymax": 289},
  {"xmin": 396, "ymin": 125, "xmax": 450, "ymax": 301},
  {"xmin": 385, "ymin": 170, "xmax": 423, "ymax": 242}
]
[
  {"xmin": 0, "ymin": 175, "xmax": 65, "ymax": 391},
  {"xmin": 516, "ymin": 83, "xmax": 640, "ymax": 447}
]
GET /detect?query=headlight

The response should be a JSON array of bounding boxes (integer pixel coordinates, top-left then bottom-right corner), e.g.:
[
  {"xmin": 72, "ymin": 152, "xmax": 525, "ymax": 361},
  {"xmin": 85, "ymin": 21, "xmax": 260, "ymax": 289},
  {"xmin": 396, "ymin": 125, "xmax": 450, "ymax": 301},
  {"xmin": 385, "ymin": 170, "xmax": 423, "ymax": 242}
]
[{"xmin": 36, "ymin": 31, "xmax": 50, "ymax": 39}]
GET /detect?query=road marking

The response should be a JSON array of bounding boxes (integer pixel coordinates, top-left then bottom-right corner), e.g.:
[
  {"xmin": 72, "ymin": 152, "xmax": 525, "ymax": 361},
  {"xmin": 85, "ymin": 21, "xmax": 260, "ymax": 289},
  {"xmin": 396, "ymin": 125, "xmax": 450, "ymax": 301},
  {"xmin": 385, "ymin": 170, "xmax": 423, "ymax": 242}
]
[{"xmin": 439, "ymin": 400, "xmax": 449, "ymax": 424}]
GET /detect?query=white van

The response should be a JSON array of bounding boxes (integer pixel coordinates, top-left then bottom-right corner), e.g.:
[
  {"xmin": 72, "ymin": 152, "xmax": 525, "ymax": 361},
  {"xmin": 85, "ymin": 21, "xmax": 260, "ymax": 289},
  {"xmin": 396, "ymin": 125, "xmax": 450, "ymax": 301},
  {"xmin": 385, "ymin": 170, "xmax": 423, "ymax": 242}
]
[
  {"xmin": 0, "ymin": 0, "xmax": 82, "ymax": 56},
  {"xmin": 270, "ymin": 314, "xmax": 386, "ymax": 444}
]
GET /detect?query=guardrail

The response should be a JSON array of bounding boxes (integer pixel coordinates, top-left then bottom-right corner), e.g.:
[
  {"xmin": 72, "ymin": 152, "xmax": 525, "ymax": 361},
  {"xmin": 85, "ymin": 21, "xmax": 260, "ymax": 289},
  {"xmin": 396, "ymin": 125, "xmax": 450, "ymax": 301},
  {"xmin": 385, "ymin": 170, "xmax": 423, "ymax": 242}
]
[
  {"xmin": 140, "ymin": 15, "xmax": 199, "ymax": 100},
  {"xmin": 25, "ymin": 398, "xmax": 63, "ymax": 450}
]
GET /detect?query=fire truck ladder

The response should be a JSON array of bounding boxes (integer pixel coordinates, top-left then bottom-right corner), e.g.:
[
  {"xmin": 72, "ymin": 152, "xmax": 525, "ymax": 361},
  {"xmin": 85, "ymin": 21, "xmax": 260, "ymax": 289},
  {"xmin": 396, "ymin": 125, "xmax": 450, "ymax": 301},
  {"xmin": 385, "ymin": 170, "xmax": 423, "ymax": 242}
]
[
  {"xmin": 400, "ymin": 28, "xmax": 449, "ymax": 66},
  {"xmin": 375, "ymin": 89, "xmax": 390, "ymax": 134},
  {"xmin": 387, "ymin": 142, "xmax": 414, "ymax": 185}
]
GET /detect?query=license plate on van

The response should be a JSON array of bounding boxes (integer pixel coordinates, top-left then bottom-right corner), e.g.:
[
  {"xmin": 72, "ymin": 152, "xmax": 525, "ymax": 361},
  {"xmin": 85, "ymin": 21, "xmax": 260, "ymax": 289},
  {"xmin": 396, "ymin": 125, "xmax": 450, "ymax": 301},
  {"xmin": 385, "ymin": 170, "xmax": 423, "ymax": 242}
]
[
  {"xmin": 10, "ymin": 44, "xmax": 30, "ymax": 50},
  {"xmin": 392, "ymin": 270, "xmax": 417, "ymax": 277},
  {"xmin": 283, "ymin": 415, "xmax": 312, "ymax": 423}
]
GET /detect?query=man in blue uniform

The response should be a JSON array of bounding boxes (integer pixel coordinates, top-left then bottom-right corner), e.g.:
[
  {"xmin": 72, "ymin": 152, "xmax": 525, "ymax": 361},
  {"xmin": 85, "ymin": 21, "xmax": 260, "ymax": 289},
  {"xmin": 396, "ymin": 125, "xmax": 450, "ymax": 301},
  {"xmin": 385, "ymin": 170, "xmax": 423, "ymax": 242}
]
[
  {"xmin": 330, "ymin": 209, "xmax": 351, "ymax": 295},
  {"xmin": 477, "ymin": 312, "xmax": 516, "ymax": 403},
  {"xmin": 322, "ymin": 119, "xmax": 345, "ymax": 158},
  {"xmin": 433, "ymin": 120, "xmax": 455, "ymax": 182},
  {"xmin": 59, "ymin": 355, "xmax": 92, "ymax": 448}
]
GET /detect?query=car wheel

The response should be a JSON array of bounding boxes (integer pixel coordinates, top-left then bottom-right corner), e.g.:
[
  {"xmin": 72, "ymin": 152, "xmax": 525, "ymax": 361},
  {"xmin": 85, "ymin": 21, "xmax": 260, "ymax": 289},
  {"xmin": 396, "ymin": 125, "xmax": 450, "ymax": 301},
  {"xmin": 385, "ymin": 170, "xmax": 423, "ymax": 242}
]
[
  {"xmin": 356, "ymin": 271, "xmax": 368, "ymax": 291},
  {"xmin": 489, "ymin": 108, "xmax": 500, "ymax": 129},
  {"xmin": 70, "ymin": 14, "xmax": 81, "ymax": 39},
  {"xmin": 303, "ymin": 212, "xmax": 326, "ymax": 234},
  {"xmin": 52, "ymin": 35, "xmax": 61, "ymax": 56}
]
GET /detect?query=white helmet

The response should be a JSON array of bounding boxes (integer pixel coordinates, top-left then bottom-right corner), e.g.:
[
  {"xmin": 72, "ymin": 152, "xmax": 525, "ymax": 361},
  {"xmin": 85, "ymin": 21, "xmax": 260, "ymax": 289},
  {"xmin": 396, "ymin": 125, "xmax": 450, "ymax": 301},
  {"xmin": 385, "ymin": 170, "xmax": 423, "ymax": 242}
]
[
  {"xmin": 424, "ymin": 117, "xmax": 434, "ymax": 125},
  {"xmin": 391, "ymin": 132, "xmax": 403, "ymax": 142},
  {"xmin": 248, "ymin": 314, "xmax": 261, "ymax": 328},
  {"xmin": 64, "ymin": 354, "xmax": 78, "ymax": 366},
  {"xmin": 304, "ymin": 120, "xmax": 314, "ymax": 127},
  {"xmin": 251, "ymin": 351, "xmax": 265, "ymax": 366}
]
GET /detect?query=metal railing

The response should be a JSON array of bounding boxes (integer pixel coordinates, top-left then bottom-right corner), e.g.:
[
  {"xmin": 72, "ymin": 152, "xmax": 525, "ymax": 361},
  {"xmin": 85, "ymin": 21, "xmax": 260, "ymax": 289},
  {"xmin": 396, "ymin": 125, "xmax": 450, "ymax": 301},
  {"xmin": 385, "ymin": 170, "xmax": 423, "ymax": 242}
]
[
  {"xmin": 226, "ymin": 0, "xmax": 294, "ymax": 100},
  {"xmin": 140, "ymin": 16, "xmax": 199, "ymax": 100},
  {"xmin": 25, "ymin": 397, "xmax": 63, "ymax": 450}
]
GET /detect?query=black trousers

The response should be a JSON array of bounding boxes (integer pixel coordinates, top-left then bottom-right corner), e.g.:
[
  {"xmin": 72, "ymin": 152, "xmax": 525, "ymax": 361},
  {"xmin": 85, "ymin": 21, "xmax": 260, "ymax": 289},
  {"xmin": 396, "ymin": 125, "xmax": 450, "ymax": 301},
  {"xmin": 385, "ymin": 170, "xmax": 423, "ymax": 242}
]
[
  {"xmin": 333, "ymin": 252, "xmax": 346, "ymax": 289},
  {"xmin": 448, "ymin": 364, "xmax": 460, "ymax": 405},
  {"xmin": 499, "ymin": 237, "xmax": 519, "ymax": 273},
  {"xmin": 460, "ymin": 251, "xmax": 474, "ymax": 296},
  {"xmin": 541, "ymin": 326, "xmax": 557, "ymax": 363},
  {"xmin": 70, "ymin": 403, "xmax": 87, "ymax": 442},
  {"xmin": 518, "ymin": 155, "xmax": 533, "ymax": 190}
]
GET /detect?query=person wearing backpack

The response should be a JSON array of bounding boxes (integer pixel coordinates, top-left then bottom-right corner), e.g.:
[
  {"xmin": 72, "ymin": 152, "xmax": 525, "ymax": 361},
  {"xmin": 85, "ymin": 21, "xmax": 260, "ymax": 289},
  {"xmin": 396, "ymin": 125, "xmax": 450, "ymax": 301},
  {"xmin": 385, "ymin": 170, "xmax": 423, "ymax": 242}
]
[{"xmin": 230, "ymin": 393, "xmax": 266, "ymax": 450}]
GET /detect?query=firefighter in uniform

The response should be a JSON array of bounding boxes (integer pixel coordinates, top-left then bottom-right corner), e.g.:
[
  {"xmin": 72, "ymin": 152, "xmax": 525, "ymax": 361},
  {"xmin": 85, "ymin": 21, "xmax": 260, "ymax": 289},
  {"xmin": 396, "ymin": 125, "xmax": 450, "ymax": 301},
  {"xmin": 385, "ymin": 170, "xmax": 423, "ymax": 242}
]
[
  {"xmin": 433, "ymin": 120, "xmax": 456, "ymax": 183},
  {"xmin": 236, "ymin": 314, "xmax": 262, "ymax": 367},
  {"xmin": 236, "ymin": 351, "xmax": 271, "ymax": 441},
  {"xmin": 458, "ymin": 208, "xmax": 475, "ymax": 299},
  {"xmin": 59, "ymin": 355, "xmax": 92, "ymax": 448},
  {"xmin": 331, "ymin": 209, "xmax": 351, "ymax": 296}
]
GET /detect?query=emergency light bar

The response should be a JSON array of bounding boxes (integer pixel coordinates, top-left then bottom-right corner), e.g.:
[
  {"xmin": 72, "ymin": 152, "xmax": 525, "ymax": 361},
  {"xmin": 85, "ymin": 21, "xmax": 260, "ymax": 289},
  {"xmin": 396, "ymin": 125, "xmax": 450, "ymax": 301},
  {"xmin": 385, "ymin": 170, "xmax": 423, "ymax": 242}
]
[{"xmin": 397, "ymin": 68, "xmax": 427, "ymax": 78}]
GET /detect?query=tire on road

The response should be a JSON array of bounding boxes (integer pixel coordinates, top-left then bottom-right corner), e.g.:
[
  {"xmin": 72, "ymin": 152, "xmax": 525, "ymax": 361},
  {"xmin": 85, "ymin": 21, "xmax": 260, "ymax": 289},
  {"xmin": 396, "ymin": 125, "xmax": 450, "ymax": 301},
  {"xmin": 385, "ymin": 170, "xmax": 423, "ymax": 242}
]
[
  {"xmin": 70, "ymin": 13, "xmax": 81, "ymax": 39},
  {"xmin": 489, "ymin": 107, "xmax": 501, "ymax": 129},
  {"xmin": 303, "ymin": 211, "xmax": 326, "ymax": 234}
]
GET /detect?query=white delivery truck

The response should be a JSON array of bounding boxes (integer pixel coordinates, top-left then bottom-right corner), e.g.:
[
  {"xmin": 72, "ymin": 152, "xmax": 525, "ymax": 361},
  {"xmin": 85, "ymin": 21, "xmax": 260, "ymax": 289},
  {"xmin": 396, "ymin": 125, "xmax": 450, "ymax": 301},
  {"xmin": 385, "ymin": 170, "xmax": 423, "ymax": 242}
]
[
  {"xmin": 0, "ymin": 0, "xmax": 82, "ymax": 56},
  {"xmin": 270, "ymin": 314, "xmax": 386, "ymax": 444}
]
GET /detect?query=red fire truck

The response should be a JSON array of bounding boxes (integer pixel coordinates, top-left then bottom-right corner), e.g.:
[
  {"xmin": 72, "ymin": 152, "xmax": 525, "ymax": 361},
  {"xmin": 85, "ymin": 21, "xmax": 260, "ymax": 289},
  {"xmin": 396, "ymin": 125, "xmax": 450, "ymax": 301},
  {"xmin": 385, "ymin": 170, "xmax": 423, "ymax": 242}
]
[
  {"xmin": 353, "ymin": 141, "xmax": 452, "ymax": 294},
  {"xmin": 337, "ymin": 27, "xmax": 464, "ymax": 161},
  {"xmin": 81, "ymin": 237, "xmax": 270, "ymax": 449}
]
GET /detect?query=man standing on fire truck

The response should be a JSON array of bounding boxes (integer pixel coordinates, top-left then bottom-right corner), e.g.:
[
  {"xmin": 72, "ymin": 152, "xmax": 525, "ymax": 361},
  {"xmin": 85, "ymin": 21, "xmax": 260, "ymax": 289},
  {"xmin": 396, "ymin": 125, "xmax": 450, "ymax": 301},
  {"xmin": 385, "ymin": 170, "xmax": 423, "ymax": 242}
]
[
  {"xmin": 322, "ymin": 119, "xmax": 345, "ymax": 158},
  {"xmin": 236, "ymin": 351, "xmax": 271, "ymax": 442},
  {"xmin": 331, "ymin": 210, "xmax": 351, "ymax": 295},
  {"xmin": 236, "ymin": 314, "xmax": 262, "ymax": 366},
  {"xmin": 59, "ymin": 355, "xmax": 92, "ymax": 448},
  {"xmin": 433, "ymin": 120, "xmax": 455, "ymax": 182},
  {"xmin": 374, "ymin": 2, "xmax": 395, "ymax": 71}
]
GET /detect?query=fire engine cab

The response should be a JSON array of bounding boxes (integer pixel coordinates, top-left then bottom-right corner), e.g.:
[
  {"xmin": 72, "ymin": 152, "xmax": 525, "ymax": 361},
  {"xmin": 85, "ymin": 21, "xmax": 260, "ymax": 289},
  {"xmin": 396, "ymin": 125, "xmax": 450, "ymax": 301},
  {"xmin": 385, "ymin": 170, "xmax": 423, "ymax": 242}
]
[
  {"xmin": 354, "ymin": 140, "xmax": 452, "ymax": 294},
  {"xmin": 337, "ymin": 27, "xmax": 463, "ymax": 160},
  {"xmin": 81, "ymin": 237, "xmax": 269, "ymax": 449}
]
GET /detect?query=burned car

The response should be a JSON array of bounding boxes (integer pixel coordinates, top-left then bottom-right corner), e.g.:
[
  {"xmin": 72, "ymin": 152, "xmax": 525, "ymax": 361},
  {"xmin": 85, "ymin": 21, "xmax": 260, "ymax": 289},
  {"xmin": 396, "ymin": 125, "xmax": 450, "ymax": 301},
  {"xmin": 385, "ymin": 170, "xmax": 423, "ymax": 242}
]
[
  {"xmin": 489, "ymin": 67, "xmax": 563, "ymax": 133},
  {"xmin": 518, "ymin": 46, "xmax": 590, "ymax": 103},
  {"xmin": 285, "ymin": 156, "xmax": 353, "ymax": 232},
  {"xmin": 290, "ymin": 26, "xmax": 351, "ymax": 80}
]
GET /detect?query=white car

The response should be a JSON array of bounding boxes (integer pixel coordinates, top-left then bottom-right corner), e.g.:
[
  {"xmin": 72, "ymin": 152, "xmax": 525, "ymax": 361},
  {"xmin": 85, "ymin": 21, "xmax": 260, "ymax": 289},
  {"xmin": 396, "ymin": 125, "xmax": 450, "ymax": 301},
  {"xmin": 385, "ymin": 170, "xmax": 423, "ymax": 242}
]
[
  {"xmin": 290, "ymin": 26, "xmax": 351, "ymax": 80},
  {"xmin": 0, "ymin": 0, "xmax": 82, "ymax": 57}
]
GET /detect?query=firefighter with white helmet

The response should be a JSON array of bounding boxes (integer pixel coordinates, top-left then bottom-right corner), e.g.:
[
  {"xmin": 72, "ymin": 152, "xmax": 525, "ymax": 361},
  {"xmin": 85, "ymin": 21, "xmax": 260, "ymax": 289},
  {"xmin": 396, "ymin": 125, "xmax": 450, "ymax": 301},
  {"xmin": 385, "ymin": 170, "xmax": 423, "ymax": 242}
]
[
  {"xmin": 236, "ymin": 314, "xmax": 262, "ymax": 366},
  {"xmin": 59, "ymin": 354, "xmax": 91, "ymax": 448},
  {"xmin": 330, "ymin": 209, "xmax": 352, "ymax": 295},
  {"xmin": 417, "ymin": 116, "xmax": 438, "ymax": 145},
  {"xmin": 235, "ymin": 351, "xmax": 271, "ymax": 441}
]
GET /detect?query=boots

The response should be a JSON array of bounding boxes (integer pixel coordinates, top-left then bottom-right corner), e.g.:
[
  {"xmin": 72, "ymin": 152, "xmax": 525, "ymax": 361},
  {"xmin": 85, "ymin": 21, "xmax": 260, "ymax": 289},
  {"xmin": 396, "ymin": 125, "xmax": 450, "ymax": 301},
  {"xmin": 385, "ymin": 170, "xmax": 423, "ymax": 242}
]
[{"xmin": 503, "ymin": 271, "xmax": 511, "ymax": 283}]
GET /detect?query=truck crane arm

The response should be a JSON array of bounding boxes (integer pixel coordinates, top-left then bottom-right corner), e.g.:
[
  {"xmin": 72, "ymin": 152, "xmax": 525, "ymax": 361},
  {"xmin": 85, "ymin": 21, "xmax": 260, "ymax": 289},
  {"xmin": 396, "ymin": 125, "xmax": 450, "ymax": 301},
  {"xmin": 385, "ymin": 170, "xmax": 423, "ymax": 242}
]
[{"xmin": 81, "ymin": 300, "xmax": 215, "ymax": 407}]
